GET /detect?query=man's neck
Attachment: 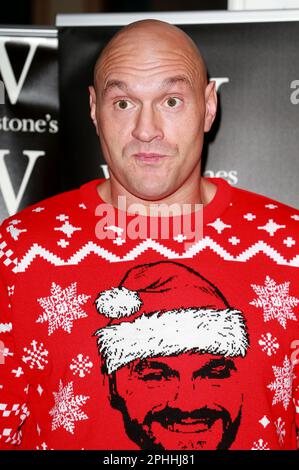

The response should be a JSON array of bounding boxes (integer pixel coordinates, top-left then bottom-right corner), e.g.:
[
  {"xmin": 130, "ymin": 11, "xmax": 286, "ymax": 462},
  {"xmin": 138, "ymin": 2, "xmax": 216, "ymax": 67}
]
[{"xmin": 97, "ymin": 176, "xmax": 217, "ymax": 216}]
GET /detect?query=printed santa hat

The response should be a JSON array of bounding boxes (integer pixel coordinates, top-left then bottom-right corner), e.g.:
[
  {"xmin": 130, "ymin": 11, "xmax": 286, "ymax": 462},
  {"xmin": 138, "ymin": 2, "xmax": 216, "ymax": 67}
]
[{"xmin": 94, "ymin": 261, "xmax": 249, "ymax": 374}]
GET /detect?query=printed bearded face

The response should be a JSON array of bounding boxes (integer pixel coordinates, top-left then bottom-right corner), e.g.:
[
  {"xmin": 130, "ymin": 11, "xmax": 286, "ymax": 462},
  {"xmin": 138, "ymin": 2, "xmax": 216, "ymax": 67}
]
[{"xmin": 109, "ymin": 352, "xmax": 244, "ymax": 450}]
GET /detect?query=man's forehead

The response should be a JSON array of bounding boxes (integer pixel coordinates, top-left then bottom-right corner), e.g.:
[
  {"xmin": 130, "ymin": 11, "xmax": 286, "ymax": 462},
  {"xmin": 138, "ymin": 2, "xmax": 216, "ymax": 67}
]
[
  {"xmin": 101, "ymin": 74, "xmax": 194, "ymax": 99},
  {"xmin": 93, "ymin": 22, "xmax": 207, "ymax": 89},
  {"xmin": 95, "ymin": 50, "xmax": 202, "ymax": 88},
  {"xmin": 132, "ymin": 354, "xmax": 235, "ymax": 370}
]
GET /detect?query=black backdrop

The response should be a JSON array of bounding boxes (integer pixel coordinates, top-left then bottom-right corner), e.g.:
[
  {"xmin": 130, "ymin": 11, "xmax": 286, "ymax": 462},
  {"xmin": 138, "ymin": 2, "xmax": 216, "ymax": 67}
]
[{"xmin": 58, "ymin": 17, "xmax": 299, "ymax": 208}]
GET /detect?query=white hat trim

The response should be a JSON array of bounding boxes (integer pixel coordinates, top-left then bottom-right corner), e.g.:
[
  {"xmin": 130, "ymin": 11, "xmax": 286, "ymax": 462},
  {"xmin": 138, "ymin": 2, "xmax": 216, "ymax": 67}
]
[{"xmin": 95, "ymin": 307, "xmax": 249, "ymax": 374}]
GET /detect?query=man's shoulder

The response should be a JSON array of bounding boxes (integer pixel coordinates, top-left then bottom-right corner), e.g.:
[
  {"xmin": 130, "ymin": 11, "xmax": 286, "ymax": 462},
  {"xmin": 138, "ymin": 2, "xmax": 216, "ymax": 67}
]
[
  {"xmin": 230, "ymin": 182, "xmax": 299, "ymax": 221},
  {"xmin": 223, "ymin": 183, "xmax": 299, "ymax": 259},
  {"xmin": 2, "ymin": 186, "xmax": 81, "ymax": 226},
  {"xmin": 0, "ymin": 185, "xmax": 86, "ymax": 253}
]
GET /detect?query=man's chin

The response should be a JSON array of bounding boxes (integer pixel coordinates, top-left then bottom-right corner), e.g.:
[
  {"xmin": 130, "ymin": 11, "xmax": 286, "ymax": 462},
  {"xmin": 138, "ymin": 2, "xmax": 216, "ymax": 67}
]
[{"xmin": 145, "ymin": 419, "xmax": 224, "ymax": 450}]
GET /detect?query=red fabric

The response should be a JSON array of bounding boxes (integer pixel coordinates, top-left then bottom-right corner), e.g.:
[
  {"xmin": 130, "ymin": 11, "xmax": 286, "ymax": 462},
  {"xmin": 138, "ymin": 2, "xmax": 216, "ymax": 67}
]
[{"xmin": 0, "ymin": 177, "xmax": 298, "ymax": 450}]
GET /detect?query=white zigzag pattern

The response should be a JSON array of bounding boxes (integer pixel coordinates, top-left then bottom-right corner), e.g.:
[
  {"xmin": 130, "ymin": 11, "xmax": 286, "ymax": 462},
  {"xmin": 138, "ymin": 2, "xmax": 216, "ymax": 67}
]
[
  {"xmin": 13, "ymin": 237, "xmax": 299, "ymax": 273},
  {"xmin": 0, "ymin": 322, "xmax": 12, "ymax": 333}
]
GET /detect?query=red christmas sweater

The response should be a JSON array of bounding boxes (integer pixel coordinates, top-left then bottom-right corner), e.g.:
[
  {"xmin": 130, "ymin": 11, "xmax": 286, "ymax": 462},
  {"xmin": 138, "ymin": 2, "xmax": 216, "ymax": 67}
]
[{"xmin": 0, "ymin": 177, "xmax": 299, "ymax": 451}]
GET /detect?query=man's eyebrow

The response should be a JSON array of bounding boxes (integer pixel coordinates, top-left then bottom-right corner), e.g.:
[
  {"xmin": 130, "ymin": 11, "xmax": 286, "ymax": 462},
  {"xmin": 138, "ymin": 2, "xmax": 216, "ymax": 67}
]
[
  {"xmin": 102, "ymin": 79, "xmax": 128, "ymax": 98},
  {"xmin": 133, "ymin": 359, "xmax": 176, "ymax": 375},
  {"xmin": 161, "ymin": 74, "xmax": 193, "ymax": 89},
  {"xmin": 193, "ymin": 357, "xmax": 237, "ymax": 379},
  {"xmin": 102, "ymin": 74, "xmax": 192, "ymax": 99}
]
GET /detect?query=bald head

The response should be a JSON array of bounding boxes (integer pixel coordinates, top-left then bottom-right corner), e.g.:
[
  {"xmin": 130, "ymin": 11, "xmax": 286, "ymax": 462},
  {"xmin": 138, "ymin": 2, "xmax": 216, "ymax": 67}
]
[
  {"xmin": 89, "ymin": 18, "xmax": 217, "ymax": 206},
  {"xmin": 93, "ymin": 19, "xmax": 207, "ymax": 92}
]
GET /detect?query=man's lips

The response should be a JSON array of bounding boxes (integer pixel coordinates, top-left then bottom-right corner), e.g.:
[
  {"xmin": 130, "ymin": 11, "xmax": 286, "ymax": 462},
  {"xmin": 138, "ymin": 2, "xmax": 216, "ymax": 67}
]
[
  {"xmin": 160, "ymin": 416, "xmax": 216, "ymax": 433},
  {"xmin": 134, "ymin": 153, "xmax": 169, "ymax": 163}
]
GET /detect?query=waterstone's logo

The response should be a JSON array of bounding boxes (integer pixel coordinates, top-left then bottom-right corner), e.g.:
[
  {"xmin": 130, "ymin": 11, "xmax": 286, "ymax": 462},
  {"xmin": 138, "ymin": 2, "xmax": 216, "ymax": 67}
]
[{"xmin": 0, "ymin": 37, "xmax": 58, "ymax": 217}]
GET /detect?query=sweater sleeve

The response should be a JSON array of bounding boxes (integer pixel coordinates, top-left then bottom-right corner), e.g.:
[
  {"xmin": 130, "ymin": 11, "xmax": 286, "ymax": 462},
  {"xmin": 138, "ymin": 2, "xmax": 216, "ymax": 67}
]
[{"xmin": 0, "ymin": 225, "xmax": 31, "ymax": 449}]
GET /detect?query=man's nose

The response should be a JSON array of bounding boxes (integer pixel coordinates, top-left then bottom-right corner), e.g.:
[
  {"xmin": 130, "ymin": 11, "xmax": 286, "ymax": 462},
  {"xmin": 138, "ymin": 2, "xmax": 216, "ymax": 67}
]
[
  {"xmin": 167, "ymin": 379, "xmax": 203, "ymax": 412},
  {"xmin": 132, "ymin": 104, "xmax": 164, "ymax": 142}
]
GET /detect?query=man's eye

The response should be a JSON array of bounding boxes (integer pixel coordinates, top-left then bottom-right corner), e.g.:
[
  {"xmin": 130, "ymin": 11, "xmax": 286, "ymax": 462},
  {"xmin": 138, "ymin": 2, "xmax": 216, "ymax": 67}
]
[
  {"xmin": 164, "ymin": 97, "xmax": 182, "ymax": 108},
  {"xmin": 114, "ymin": 100, "xmax": 133, "ymax": 110},
  {"xmin": 138, "ymin": 371, "xmax": 166, "ymax": 381},
  {"xmin": 208, "ymin": 366, "xmax": 232, "ymax": 378}
]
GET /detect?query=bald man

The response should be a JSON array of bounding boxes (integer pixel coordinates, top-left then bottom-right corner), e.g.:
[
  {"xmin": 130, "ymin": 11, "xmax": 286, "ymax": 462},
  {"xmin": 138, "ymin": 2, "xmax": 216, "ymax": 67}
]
[
  {"xmin": 0, "ymin": 19, "xmax": 299, "ymax": 452},
  {"xmin": 89, "ymin": 19, "xmax": 217, "ymax": 215}
]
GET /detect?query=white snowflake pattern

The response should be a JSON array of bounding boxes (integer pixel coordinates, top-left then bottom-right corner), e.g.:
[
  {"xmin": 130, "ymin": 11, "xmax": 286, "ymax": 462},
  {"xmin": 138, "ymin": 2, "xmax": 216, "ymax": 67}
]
[
  {"xmin": 228, "ymin": 236, "xmax": 240, "ymax": 245},
  {"xmin": 22, "ymin": 340, "xmax": 49, "ymax": 370},
  {"xmin": 36, "ymin": 442, "xmax": 53, "ymax": 450},
  {"xmin": 258, "ymin": 333, "xmax": 279, "ymax": 356},
  {"xmin": 243, "ymin": 212, "xmax": 256, "ymax": 221},
  {"xmin": 70, "ymin": 354, "xmax": 93, "ymax": 378},
  {"xmin": 7, "ymin": 285, "xmax": 14, "ymax": 296},
  {"xmin": 2, "ymin": 346, "xmax": 13, "ymax": 359},
  {"xmin": 6, "ymin": 220, "xmax": 27, "ymax": 241},
  {"xmin": 113, "ymin": 237, "xmax": 126, "ymax": 246},
  {"xmin": 259, "ymin": 415, "xmax": 270, "ymax": 428},
  {"xmin": 250, "ymin": 276, "xmax": 299, "ymax": 329},
  {"xmin": 49, "ymin": 380, "xmax": 89, "ymax": 434},
  {"xmin": 267, "ymin": 355, "xmax": 295, "ymax": 410},
  {"xmin": 54, "ymin": 219, "xmax": 81, "ymax": 238},
  {"xmin": 251, "ymin": 439, "xmax": 270, "ymax": 450},
  {"xmin": 57, "ymin": 239, "xmax": 69, "ymax": 248},
  {"xmin": 11, "ymin": 367, "xmax": 24, "ymax": 377},
  {"xmin": 173, "ymin": 234, "xmax": 187, "ymax": 243},
  {"xmin": 257, "ymin": 219, "xmax": 285, "ymax": 236},
  {"xmin": 274, "ymin": 417, "xmax": 286, "ymax": 446},
  {"xmin": 207, "ymin": 218, "xmax": 231, "ymax": 234},
  {"xmin": 283, "ymin": 237, "xmax": 296, "ymax": 248},
  {"xmin": 36, "ymin": 282, "xmax": 90, "ymax": 335}
]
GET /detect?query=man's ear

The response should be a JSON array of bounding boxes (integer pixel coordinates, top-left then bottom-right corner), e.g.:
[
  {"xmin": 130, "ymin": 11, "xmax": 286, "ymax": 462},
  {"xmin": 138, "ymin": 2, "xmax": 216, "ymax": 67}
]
[
  {"xmin": 89, "ymin": 85, "xmax": 99, "ymax": 135},
  {"xmin": 204, "ymin": 80, "xmax": 217, "ymax": 132}
]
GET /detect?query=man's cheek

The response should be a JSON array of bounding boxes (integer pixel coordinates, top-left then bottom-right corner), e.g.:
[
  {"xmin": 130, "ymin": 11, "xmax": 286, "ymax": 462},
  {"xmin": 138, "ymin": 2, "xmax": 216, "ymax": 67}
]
[
  {"xmin": 120, "ymin": 380, "xmax": 179, "ymax": 419},
  {"xmin": 207, "ymin": 381, "xmax": 243, "ymax": 417}
]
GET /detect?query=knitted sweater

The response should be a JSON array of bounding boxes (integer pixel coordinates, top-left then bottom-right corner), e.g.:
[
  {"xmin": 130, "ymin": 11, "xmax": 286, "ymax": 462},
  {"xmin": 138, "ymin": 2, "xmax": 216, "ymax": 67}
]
[{"xmin": 0, "ymin": 177, "xmax": 298, "ymax": 450}]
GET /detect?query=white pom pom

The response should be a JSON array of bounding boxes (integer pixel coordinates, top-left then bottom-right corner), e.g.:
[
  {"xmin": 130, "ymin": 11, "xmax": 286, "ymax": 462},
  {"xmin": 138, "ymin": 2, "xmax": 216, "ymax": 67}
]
[{"xmin": 95, "ymin": 286, "xmax": 142, "ymax": 318}]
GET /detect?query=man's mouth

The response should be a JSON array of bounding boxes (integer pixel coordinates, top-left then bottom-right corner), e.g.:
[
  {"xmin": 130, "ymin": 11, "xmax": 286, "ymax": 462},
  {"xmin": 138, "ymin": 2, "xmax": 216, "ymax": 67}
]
[
  {"xmin": 161, "ymin": 416, "xmax": 216, "ymax": 433},
  {"xmin": 134, "ymin": 153, "xmax": 168, "ymax": 163}
]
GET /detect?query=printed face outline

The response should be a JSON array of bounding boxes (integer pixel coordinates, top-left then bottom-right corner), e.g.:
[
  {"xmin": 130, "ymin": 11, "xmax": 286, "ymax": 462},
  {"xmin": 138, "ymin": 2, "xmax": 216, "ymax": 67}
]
[
  {"xmin": 108, "ymin": 352, "xmax": 244, "ymax": 450},
  {"xmin": 94, "ymin": 260, "xmax": 249, "ymax": 449}
]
